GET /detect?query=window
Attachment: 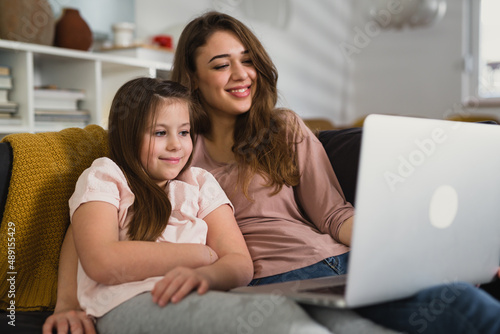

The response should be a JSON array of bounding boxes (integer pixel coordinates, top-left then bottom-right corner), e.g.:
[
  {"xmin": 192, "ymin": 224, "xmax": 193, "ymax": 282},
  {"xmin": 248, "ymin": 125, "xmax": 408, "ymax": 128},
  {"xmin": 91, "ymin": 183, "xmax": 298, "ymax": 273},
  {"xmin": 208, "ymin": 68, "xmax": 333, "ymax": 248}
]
[
  {"xmin": 478, "ymin": 0, "xmax": 500, "ymax": 98},
  {"xmin": 464, "ymin": 0, "xmax": 500, "ymax": 106}
]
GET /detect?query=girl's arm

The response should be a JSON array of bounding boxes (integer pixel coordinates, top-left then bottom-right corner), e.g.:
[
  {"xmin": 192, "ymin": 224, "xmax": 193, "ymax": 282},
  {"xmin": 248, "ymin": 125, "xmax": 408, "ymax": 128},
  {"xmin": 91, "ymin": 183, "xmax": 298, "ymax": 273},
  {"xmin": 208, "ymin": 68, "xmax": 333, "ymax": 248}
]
[
  {"xmin": 151, "ymin": 204, "xmax": 253, "ymax": 306},
  {"xmin": 196, "ymin": 203, "xmax": 253, "ymax": 289},
  {"xmin": 72, "ymin": 201, "xmax": 217, "ymax": 285},
  {"xmin": 42, "ymin": 225, "xmax": 96, "ymax": 334},
  {"xmin": 43, "ymin": 205, "xmax": 220, "ymax": 334}
]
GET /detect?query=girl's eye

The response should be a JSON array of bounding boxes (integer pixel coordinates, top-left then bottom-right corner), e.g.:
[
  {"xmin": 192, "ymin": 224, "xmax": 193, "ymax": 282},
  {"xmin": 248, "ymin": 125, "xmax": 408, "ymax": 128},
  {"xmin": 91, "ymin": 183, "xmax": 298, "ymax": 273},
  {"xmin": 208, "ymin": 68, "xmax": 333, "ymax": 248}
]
[
  {"xmin": 154, "ymin": 130, "xmax": 166, "ymax": 137},
  {"xmin": 242, "ymin": 59, "xmax": 253, "ymax": 65},
  {"xmin": 180, "ymin": 130, "xmax": 190, "ymax": 137}
]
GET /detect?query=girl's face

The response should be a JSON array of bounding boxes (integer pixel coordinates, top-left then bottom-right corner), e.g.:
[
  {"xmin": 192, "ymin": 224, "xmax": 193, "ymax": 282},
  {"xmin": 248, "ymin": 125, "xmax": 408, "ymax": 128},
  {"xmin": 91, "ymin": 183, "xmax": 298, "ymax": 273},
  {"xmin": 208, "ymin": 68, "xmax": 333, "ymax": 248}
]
[
  {"xmin": 194, "ymin": 30, "xmax": 257, "ymax": 119},
  {"xmin": 140, "ymin": 100, "xmax": 193, "ymax": 188}
]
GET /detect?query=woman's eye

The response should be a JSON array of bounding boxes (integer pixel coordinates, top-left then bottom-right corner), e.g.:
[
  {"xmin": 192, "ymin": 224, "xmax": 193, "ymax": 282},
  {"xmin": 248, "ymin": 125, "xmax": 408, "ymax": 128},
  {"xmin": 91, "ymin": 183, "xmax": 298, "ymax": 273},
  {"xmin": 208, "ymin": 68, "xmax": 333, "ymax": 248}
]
[
  {"xmin": 242, "ymin": 59, "xmax": 253, "ymax": 65},
  {"xmin": 154, "ymin": 131, "xmax": 166, "ymax": 137},
  {"xmin": 214, "ymin": 64, "xmax": 228, "ymax": 70}
]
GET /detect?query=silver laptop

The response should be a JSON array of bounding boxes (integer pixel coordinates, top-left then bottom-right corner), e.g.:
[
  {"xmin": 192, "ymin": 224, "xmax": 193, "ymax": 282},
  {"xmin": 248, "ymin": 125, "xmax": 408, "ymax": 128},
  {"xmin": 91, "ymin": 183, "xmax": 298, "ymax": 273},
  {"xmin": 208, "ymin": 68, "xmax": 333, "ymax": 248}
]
[{"xmin": 232, "ymin": 114, "xmax": 500, "ymax": 308}]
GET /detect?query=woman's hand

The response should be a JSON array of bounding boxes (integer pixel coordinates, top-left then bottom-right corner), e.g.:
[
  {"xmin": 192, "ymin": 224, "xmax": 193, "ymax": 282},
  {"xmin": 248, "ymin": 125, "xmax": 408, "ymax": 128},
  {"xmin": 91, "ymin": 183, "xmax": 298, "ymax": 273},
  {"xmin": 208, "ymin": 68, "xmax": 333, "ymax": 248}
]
[
  {"xmin": 42, "ymin": 310, "xmax": 96, "ymax": 334},
  {"xmin": 151, "ymin": 267, "xmax": 211, "ymax": 306}
]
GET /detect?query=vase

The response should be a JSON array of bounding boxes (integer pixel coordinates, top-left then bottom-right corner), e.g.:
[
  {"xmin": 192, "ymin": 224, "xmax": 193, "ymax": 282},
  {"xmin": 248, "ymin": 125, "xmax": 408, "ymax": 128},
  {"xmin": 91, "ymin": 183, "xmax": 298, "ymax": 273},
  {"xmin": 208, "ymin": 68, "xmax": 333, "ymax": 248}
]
[
  {"xmin": 0, "ymin": 0, "xmax": 56, "ymax": 45},
  {"xmin": 53, "ymin": 8, "xmax": 93, "ymax": 51}
]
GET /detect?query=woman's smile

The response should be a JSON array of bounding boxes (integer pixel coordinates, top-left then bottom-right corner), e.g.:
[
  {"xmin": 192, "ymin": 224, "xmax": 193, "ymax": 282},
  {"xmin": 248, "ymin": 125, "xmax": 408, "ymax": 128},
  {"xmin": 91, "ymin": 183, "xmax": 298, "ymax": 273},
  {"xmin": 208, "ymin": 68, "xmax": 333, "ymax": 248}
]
[{"xmin": 227, "ymin": 85, "xmax": 251, "ymax": 98}]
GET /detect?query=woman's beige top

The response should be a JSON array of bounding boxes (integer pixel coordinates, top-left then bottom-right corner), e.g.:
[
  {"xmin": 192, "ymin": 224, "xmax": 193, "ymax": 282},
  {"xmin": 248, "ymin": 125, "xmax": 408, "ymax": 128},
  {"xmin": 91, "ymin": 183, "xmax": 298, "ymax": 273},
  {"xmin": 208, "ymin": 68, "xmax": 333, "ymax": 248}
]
[{"xmin": 192, "ymin": 114, "xmax": 353, "ymax": 279}]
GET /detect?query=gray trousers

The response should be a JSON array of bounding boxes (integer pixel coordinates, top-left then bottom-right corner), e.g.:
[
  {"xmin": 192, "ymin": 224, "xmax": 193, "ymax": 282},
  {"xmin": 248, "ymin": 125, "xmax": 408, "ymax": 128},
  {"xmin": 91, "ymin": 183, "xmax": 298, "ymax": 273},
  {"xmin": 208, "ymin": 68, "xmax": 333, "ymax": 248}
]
[{"xmin": 97, "ymin": 291, "xmax": 398, "ymax": 334}]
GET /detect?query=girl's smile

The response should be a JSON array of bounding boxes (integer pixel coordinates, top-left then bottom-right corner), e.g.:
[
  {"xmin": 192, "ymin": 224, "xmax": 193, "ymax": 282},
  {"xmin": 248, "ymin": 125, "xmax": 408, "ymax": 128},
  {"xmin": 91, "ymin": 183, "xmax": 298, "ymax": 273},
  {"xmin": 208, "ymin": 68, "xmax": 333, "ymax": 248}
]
[{"xmin": 161, "ymin": 157, "xmax": 182, "ymax": 164}]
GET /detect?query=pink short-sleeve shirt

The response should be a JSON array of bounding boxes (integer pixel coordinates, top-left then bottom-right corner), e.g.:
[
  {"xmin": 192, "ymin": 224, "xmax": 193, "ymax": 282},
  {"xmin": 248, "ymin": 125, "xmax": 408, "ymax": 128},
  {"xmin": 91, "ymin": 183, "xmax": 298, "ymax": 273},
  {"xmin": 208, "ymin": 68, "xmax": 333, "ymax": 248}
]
[{"xmin": 69, "ymin": 157, "xmax": 232, "ymax": 317}]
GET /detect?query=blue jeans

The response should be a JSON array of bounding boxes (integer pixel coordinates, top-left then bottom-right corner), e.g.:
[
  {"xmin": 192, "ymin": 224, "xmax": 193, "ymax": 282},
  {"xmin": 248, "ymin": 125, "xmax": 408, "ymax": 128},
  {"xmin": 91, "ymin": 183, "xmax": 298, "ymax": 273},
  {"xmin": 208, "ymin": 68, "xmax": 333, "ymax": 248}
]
[
  {"xmin": 249, "ymin": 252, "xmax": 349, "ymax": 286},
  {"xmin": 357, "ymin": 282, "xmax": 500, "ymax": 334},
  {"xmin": 250, "ymin": 253, "xmax": 500, "ymax": 334}
]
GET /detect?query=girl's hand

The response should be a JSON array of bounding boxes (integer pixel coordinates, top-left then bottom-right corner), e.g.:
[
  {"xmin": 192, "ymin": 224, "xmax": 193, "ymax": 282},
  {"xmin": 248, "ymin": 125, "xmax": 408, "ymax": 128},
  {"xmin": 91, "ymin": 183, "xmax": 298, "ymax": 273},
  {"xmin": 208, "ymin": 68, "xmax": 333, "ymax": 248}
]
[
  {"xmin": 206, "ymin": 245, "xmax": 219, "ymax": 265},
  {"xmin": 151, "ymin": 267, "xmax": 211, "ymax": 306},
  {"xmin": 42, "ymin": 310, "xmax": 96, "ymax": 334}
]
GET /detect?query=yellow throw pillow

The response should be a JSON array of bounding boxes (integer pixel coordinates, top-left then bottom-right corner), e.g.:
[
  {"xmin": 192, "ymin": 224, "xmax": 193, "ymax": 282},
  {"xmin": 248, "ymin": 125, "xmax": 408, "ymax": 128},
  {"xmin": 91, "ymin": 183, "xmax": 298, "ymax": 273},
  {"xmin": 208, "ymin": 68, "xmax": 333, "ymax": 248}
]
[{"xmin": 0, "ymin": 125, "xmax": 108, "ymax": 311}]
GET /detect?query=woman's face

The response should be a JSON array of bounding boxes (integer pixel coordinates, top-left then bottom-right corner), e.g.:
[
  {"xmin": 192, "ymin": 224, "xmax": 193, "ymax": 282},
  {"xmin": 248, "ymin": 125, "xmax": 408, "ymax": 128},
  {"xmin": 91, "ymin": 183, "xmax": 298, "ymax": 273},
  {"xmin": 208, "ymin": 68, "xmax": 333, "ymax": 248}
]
[
  {"xmin": 194, "ymin": 30, "xmax": 257, "ymax": 119},
  {"xmin": 140, "ymin": 100, "xmax": 192, "ymax": 188}
]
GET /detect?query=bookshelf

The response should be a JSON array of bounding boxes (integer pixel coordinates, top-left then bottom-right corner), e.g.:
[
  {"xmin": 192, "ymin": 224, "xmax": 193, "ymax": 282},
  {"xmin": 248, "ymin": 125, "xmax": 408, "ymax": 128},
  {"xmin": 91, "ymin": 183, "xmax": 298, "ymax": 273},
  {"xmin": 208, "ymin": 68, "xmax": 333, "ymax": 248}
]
[{"xmin": 0, "ymin": 39, "xmax": 172, "ymax": 135}]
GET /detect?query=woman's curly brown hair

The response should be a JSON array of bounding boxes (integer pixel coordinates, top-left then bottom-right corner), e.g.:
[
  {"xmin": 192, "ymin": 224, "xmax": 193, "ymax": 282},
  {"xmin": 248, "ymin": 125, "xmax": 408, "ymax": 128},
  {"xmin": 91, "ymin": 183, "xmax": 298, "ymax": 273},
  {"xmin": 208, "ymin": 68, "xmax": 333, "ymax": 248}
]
[{"xmin": 171, "ymin": 11, "xmax": 302, "ymax": 197}]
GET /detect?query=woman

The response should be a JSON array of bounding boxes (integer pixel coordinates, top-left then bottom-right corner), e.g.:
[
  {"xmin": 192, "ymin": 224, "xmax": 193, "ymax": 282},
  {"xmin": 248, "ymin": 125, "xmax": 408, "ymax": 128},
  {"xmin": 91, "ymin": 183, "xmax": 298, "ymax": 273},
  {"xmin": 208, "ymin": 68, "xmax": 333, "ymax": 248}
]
[{"xmin": 173, "ymin": 10, "xmax": 353, "ymax": 287}]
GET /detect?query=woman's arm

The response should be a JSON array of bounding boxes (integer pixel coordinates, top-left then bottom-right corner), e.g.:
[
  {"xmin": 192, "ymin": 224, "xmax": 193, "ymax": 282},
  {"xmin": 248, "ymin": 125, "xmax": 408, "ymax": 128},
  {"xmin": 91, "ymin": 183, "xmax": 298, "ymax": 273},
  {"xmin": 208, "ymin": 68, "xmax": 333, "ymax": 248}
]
[
  {"xmin": 292, "ymin": 115, "xmax": 355, "ymax": 245},
  {"xmin": 72, "ymin": 201, "xmax": 217, "ymax": 285},
  {"xmin": 337, "ymin": 216, "xmax": 354, "ymax": 246},
  {"xmin": 151, "ymin": 204, "xmax": 253, "ymax": 306}
]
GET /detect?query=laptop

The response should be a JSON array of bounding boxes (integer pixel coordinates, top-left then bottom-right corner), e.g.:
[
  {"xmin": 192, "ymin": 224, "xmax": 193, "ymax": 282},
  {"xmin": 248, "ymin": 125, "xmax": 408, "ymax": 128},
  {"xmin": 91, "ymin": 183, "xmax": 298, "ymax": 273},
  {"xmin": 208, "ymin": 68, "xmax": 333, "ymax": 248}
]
[{"xmin": 232, "ymin": 114, "xmax": 500, "ymax": 308}]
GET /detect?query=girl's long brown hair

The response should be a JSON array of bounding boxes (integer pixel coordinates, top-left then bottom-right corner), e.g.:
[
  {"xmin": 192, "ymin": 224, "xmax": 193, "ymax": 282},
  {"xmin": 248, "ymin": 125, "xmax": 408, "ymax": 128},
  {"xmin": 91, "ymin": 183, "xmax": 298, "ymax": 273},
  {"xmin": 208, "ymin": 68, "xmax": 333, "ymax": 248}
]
[
  {"xmin": 171, "ymin": 11, "xmax": 301, "ymax": 197},
  {"xmin": 108, "ymin": 78, "xmax": 196, "ymax": 241}
]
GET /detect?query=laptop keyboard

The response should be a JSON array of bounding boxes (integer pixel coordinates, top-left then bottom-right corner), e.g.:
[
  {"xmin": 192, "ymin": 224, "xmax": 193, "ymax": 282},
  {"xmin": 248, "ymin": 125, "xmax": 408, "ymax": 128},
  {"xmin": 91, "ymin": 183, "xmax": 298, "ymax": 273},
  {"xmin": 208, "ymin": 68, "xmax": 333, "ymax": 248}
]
[{"xmin": 303, "ymin": 284, "xmax": 346, "ymax": 295}]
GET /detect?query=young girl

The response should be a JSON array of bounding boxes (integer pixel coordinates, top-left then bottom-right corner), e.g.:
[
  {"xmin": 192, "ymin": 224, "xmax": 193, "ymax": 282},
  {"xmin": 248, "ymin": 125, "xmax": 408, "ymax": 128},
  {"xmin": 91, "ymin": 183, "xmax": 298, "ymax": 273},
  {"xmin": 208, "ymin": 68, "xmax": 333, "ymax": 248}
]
[{"xmin": 69, "ymin": 78, "xmax": 256, "ymax": 331}]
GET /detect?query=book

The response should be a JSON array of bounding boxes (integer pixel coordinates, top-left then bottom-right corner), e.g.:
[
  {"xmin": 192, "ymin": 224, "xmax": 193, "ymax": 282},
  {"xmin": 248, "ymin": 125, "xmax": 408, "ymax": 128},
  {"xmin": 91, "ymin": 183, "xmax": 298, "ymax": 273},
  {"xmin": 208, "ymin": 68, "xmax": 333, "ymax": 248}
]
[
  {"xmin": 0, "ymin": 101, "xmax": 18, "ymax": 114},
  {"xmin": 0, "ymin": 89, "xmax": 9, "ymax": 103},
  {"xmin": 0, "ymin": 112, "xmax": 16, "ymax": 118},
  {"xmin": 35, "ymin": 109, "xmax": 90, "ymax": 123},
  {"xmin": 34, "ymin": 88, "xmax": 86, "ymax": 110},
  {"xmin": 0, "ymin": 75, "xmax": 12, "ymax": 89},
  {"xmin": 34, "ymin": 109, "xmax": 90, "ymax": 129},
  {"xmin": 35, "ymin": 109, "xmax": 90, "ymax": 116},
  {"xmin": 0, "ymin": 65, "xmax": 11, "ymax": 76},
  {"xmin": 35, "ymin": 121, "xmax": 88, "ymax": 130},
  {"xmin": 0, "ymin": 115, "xmax": 22, "ymax": 126},
  {"xmin": 35, "ymin": 115, "xmax": 90, "ymax": 123}
]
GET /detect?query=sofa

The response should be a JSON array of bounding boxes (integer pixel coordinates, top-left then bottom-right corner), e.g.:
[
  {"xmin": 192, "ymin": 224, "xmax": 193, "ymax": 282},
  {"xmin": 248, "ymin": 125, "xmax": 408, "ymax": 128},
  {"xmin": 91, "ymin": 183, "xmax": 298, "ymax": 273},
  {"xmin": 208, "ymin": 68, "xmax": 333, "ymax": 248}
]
[{"xmin": 0, "ymin": 123, "xmax": 498, "ymax": 333}]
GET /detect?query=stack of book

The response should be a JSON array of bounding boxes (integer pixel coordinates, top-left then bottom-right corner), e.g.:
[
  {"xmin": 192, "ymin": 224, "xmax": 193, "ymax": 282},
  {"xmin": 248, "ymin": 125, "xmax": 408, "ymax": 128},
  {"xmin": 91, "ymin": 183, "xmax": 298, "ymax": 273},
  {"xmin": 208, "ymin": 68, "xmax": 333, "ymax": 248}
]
[
  {"xmin": 0, "ymin": 65, "xmax": 20, "ymax": 123},
  {"xmin": 34, "ymin": 86, "xmax": 90, "ymax": 126}
]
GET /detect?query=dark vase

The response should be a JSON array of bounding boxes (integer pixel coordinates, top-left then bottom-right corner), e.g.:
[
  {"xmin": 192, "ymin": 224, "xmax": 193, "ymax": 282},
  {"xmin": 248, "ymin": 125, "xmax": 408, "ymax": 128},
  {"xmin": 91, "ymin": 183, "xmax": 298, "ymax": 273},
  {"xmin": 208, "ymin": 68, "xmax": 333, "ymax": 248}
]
[
  {"xmin": 53, "ymin": 8, "xmax": 93, "ymax": 51},
  {"xmin": 0, "ymin": 0, "xmax": 55, "ymax": 45}
]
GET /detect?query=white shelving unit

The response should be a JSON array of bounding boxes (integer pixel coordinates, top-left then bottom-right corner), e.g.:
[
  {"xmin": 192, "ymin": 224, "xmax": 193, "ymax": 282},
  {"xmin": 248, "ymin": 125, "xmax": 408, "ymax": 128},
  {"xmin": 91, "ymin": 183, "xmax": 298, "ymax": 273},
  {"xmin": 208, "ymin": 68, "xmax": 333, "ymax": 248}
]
[{"xmin": 0, "ymin": 39, "xmax": 172, "ymax": 135}]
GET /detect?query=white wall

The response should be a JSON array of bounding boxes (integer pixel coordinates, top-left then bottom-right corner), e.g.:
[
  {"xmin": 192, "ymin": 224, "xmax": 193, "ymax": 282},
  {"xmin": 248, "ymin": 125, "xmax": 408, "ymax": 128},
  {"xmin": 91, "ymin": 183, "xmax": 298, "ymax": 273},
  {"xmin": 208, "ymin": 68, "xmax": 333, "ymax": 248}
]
[
  {"xmin": 46, "ymin": 1, "xmax": 499, "ymax": 126},
  {"xmin": 135, "ymin": 0, "xmax": 353, "ymax": 126},
  {"xmin": 347, "ymin": 0, "xmax": 466, "ymax": 124}
]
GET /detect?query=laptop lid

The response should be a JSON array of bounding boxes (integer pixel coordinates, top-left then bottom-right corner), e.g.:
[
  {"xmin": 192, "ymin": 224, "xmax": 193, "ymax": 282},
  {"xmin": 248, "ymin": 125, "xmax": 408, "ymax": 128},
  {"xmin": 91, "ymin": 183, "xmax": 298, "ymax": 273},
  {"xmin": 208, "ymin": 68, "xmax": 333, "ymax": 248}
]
[{"xmin": 345, "ymin": 114, "xmax": 500, "ymax": 307}]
